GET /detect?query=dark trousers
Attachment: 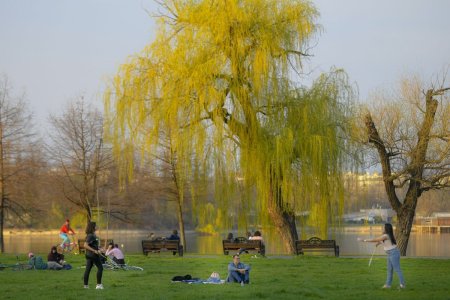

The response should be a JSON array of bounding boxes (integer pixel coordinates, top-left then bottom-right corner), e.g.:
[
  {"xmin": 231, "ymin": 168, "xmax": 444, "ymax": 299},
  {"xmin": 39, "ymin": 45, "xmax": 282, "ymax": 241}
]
[
  {"xmin": 84, "ymin": 255, "xmax": 103, "ymax": 285},
  {"xmin": 113, "ymin": 257, "xmax": 125, "ymax": 265}
]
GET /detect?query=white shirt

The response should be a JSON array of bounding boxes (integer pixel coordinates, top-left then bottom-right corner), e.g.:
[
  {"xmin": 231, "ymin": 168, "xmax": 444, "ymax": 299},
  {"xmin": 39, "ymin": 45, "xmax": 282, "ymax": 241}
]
[{"xmin": 381, "ymin": 234, "xmax": 397, "ymax": 251}]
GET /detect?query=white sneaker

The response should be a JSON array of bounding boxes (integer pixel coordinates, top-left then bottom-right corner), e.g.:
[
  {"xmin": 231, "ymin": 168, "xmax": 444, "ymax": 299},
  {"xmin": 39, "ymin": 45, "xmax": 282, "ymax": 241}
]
[
  {"xmin": 95, "ymin": 284, "xmax": 104, "ymax": 290},
  {"xmin": 83, "ymin": 285, "xmax": 89, "ymax": 289}
]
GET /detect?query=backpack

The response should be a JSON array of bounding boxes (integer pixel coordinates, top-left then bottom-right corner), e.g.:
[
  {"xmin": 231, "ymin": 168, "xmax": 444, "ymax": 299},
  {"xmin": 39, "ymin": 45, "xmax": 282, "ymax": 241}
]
[{"xmin": 171, "ymin": 274, "xmax": 192, "ymax": 282}]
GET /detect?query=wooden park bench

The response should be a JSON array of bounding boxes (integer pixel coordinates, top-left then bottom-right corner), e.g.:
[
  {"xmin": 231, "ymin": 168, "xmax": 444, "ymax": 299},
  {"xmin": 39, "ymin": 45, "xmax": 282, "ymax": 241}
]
[
  {"xmin": 295, "ymin": 237, "xmax": 339, "ymax": 257},
  {"xmin": 222, "ymin": 238, "xmax": 264, "ymax": 256},
  {"xmin": 78, "ymin": 238, "xmax": 114, "ymax": 254},
  {"xmin": 142, "ymin": 239, "xmax": 184, "ymax": 256}
]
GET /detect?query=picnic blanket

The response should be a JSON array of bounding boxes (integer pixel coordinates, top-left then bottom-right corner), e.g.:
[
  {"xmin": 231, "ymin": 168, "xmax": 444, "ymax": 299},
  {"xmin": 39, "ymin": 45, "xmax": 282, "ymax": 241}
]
[{"xmin": 171, "ymin": 273, "xmax": 226, "ymax": 284}]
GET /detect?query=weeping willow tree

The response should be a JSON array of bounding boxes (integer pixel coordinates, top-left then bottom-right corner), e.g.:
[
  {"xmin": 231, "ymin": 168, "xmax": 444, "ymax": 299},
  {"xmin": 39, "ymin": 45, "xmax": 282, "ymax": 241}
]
[{"xmin": 105, "ymin": 0, "xmax": 354, "ymax": 253}]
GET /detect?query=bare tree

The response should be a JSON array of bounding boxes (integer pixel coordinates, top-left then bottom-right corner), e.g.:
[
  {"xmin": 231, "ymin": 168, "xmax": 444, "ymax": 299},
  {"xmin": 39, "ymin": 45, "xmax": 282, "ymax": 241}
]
[
  {"xmin": 362, "ymin": 74, "xmax": 450, "ymax": 255},
  {"xmin": 47, "ymin": 98, "xmax": 111, "ymax": 224},
  {"xmin": 0, "ymin": 75, "xmax": 35, "ymax": 253}
]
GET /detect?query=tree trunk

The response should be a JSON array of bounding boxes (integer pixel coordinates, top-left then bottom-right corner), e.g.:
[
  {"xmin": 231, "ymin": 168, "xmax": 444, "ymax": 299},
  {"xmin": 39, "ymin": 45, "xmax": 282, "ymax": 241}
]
[
  {"xmin": 267, "ymin": 197, "xmax": 298, "ymax": 254},
  {"xmin": 395, "ymin": 205, "xmax": 416, "ymax": 256},
  {"xmin": 395, "ymin": 183, "xmax": 420, "ymax": 256},
  {"xmin": 0, "ymin": 197, "xmax": 4, "ymax": 253},
  {"xmin": 176, "ymin": 197, "xmax": 187, "ymax": 252}
]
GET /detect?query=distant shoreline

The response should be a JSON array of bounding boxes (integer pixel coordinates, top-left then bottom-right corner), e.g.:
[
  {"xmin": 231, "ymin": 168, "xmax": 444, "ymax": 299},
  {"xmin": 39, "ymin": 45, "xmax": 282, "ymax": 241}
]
[{"xmin": 1, "ymin": 225, "xmax": 401, "ymax": 236}]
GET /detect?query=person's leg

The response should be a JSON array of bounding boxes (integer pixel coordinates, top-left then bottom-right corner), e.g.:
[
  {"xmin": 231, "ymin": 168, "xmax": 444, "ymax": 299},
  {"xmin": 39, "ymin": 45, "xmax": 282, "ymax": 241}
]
[
  {"xmin": 93, "ymin": 256, "xmax": 104, "ymax": 285},
  {"xmin": 238, "ymin": 248, "xmax": 247, "ymax": 255},
  {"xmin": 227, "ymin": 271, "xmax": 243, "ymax": 283},
  {"xmin": 60, "ymin": 233, "xmax": 69, "ymax": 248},
  {"xmin": 385, "ymin": 252, "xmax": 394, "ymax": 287},
  {"xmin": 84, "ymin": 258, "xmax": 94, "ymax": 285},
  {"xmin": 244, "ymin": 270, "xmax": 250, "ymax": 283},
  {"xmin": 391, "ymin": 249, "xmax": 405, "ymax": 286},
  {"xmin": 47, "ymin": 261, "xmax": 63, "ymax": 270}
]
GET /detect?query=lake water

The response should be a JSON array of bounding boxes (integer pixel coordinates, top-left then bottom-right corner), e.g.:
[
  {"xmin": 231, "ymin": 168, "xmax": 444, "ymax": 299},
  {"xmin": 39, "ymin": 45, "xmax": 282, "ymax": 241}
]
[{"xmin": 3, "ymin": 228, "xmax": 450, "ymax": 257}]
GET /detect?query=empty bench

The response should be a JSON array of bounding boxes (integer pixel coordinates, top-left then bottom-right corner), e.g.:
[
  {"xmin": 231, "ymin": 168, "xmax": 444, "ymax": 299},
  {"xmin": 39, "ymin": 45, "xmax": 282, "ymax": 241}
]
[
  {"xmin": 142, "ymin": 240, "xmax": 184, "ymax": 256},
  {"xmin": 222, "ymin": 239, "xmax": 264, "ymax": 256},
  {"xmin": 295, "ymin": 237, "xmax": 339, "ymax": 257}
]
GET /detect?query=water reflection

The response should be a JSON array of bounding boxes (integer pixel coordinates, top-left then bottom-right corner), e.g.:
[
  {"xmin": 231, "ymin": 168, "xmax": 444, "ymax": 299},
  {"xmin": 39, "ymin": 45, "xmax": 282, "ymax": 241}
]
[{"xmin": 3, "ymin": 230, "xmax": 450, "ymax": 257}]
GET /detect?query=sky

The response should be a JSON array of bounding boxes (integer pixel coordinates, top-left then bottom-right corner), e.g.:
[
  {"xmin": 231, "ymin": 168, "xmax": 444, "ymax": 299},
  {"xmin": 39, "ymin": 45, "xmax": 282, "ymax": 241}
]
[{"xmin": 1, "ymin": 0, "xmax": 450, "ymax": 129}]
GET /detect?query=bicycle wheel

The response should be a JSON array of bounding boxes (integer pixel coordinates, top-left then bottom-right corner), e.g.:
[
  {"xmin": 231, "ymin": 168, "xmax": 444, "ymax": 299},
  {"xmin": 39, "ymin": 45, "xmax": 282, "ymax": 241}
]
[
  {"xmin": 102, "ymin": 263, "xmax": 116, "ymax": 270},
  {"xmin": 12, "ymin": 263, "xmax": 32, "ymax": 271},
  {"xmin": 122, "ymin": 265, "xmax": 143, "ymax": 271}
]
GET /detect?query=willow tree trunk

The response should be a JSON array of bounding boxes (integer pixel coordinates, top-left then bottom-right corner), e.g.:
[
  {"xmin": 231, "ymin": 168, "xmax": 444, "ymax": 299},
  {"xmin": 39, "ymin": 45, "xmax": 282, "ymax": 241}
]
[
  {"xmin": 176, "ymin": 197, "xmax": 187, "ymax": 252},
  {"xmin": 267, "ymin": 187, "xmax": 298, "ymax": 254},
  {"xmin": 0, "ymin": 196, "xmax": 4, "ymax": 253}
]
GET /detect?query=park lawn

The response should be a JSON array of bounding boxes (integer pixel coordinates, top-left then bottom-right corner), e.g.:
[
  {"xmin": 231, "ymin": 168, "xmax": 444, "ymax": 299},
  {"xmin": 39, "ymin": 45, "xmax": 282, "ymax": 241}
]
[{"xmin": 1, "ymin": 253, "xmax": 449, "ymax": 300}]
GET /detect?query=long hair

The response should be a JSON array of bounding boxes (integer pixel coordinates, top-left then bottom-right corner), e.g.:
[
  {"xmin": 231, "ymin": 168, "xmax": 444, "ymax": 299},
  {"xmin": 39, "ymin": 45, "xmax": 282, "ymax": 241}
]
[
  {"xmin": 85, "ymin": 221, "xmax": 96, "ymax": 235},
  {"xmin": 384, "ymin": 223, "xmax": 396, "ymax": 245}
]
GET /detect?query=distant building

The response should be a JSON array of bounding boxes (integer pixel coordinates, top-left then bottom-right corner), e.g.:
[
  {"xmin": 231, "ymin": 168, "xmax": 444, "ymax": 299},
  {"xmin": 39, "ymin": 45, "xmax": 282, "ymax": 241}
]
[{"xmin": 343, "ymin": 208, "xmax": 394, "ymax": 223}]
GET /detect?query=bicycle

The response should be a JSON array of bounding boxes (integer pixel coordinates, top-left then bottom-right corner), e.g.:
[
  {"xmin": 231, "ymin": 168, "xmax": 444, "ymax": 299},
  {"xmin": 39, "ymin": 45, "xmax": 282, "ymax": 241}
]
[
  {"xmin": 101, "ymin": 255, "xmax": 143, "ymax": 271},
  {"xmin": 0, "ymin": 255, "xmax": 34, "ymax": 271},
  {"xmin": 0, "ymin": 262, "xmax": 33, "ymax": 271},
  {"xmin": 57, "ymin": 234, "xmax": 80, "ymax": 254}
]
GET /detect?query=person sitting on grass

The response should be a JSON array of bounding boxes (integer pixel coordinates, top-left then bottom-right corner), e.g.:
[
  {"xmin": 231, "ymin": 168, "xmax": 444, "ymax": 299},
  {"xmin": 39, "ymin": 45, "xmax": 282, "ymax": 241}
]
[
  {"xmin": 227, "ymin": 254, "xmax": 251, "ymax": 284},
  {"xmin": 47, "ymin": 246, "xmax": 64, "ymax": 270},
  {"xmin": 105, "ymin": 242, "xmax": 125, "ymax": 265}
]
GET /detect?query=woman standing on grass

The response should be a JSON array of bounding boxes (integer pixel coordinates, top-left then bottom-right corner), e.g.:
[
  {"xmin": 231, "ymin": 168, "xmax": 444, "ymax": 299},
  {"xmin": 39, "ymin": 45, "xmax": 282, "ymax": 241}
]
[
  {"xmin": 83, "ymin": 221, "xmax": 104, "ymax": 290},
  {"xmin": 360, "ymin": 223, "xmax": 405, "ymax": 289}
]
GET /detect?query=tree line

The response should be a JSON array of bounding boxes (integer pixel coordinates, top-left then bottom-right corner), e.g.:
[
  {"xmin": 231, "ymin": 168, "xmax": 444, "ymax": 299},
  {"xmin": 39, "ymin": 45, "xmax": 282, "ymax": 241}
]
[{"xmin": 1, "ymin": 1, "xmax": 449, "ymax": 255}]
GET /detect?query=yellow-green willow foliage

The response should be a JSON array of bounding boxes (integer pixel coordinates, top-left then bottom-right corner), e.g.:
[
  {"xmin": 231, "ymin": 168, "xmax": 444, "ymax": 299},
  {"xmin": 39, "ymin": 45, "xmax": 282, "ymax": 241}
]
[{"xmin": 105, "ymin": 0, "xmax": 354, "ymax": 248}]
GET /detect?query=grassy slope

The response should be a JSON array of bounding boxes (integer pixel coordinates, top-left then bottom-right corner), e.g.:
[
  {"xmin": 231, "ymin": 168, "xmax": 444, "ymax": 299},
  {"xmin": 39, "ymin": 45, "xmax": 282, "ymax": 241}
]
[{"xmin": 1, "ymin": 253, "xmax": 449, "ymax": 300}]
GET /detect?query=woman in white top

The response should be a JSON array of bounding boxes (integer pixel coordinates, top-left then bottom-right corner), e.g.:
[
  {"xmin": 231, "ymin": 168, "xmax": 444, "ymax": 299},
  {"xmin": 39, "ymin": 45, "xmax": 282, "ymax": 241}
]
[{"xmin": 360, "ymin": 223, "xmax": 405, "ymax": 289}]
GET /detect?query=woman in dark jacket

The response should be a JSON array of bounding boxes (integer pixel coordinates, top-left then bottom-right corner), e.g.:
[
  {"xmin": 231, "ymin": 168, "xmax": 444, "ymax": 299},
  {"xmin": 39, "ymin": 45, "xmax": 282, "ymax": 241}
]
[
  {"xmin": 83, "ymin": 222, "xmax": 104, "ymax": 289},
  {"xmin": 47, "ymin": 246, "xmax": 64, "ymax": 270},
  {"xmin": 48, "ymin": 246, "xmax": 65, "ymax": 263}
]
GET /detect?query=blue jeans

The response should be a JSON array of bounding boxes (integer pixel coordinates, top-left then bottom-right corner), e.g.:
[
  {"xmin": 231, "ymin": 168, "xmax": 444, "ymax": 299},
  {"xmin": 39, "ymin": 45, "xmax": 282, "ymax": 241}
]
[
  {"xmin": 385, "ymin": 248, "xmax": 405, "ymax": 286},
  {"xmin": 227, "ymin": 270, "xmax": 250, "ymax": 283},
  {"xmin": 59, "ymin": 233, "xmax": 70, "ymax": 246}
]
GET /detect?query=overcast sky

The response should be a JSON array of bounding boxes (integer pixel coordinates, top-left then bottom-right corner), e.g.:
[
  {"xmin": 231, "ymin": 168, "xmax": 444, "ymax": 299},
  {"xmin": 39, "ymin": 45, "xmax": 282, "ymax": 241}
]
[{"xmin": 1, "ymin": 0, "xmax": 449, "ymax": 128}]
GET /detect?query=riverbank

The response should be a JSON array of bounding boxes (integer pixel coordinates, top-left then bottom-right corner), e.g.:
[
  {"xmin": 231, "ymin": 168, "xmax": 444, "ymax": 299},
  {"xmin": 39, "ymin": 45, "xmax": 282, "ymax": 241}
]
[
  {"xmin": 2, "ymin": 224, "xmax": 427, "ymax": 235},
  {"xmin": 0, "ymin": 254, "xmax": 448, "ymax": 299}
]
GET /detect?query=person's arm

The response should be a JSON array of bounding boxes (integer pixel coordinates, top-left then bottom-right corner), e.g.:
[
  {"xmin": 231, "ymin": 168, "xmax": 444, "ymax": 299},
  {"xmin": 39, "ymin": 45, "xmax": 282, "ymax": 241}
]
[
  {"xmin": 362, "ymin": 234, "xmax": 387, "ymax": 243},
  {"xmin": 84, "ymin": 236, "xmax": 101, "ymax": 255},
  {"xmin": 243, "ymin": 263, "xmax": 251, "ymax": 271},
  {"xmin": 105, "ymin": 247, "xmax": 114, "ymax": 256},
  {"xmin": 84, "ymin": 241, "xmax": 101, "ymax": 254},
  {"xmin": 228, "ymin": 262, "xmax": 238, "ymax": 272}
]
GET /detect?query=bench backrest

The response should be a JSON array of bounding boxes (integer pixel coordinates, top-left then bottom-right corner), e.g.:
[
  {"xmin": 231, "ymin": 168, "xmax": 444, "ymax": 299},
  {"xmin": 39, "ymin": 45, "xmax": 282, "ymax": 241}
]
[
  {"xmin": 142, "ymin": 240, "xmax": 180, "ymax": 252},
  {"xmin": 296, "ymin": 237, "xmax": 336, "ymax": 248},
  {"xmin": 222, "ymin": 240, "xmax": 262, "ymax": 250}
]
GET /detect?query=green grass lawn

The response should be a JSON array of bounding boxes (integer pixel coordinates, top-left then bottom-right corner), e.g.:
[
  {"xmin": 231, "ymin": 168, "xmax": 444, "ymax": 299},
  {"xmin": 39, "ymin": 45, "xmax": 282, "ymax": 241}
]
[{"xmin": 1, "ymin": 253, "xmax": 449, "ymax": 299}]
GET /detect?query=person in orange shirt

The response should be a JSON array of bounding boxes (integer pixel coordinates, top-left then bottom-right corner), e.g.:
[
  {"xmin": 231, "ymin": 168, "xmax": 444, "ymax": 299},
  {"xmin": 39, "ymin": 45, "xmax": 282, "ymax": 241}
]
[{"xmin": 59, "ymin": 219, "xmax": 76, "ymax": 250}]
